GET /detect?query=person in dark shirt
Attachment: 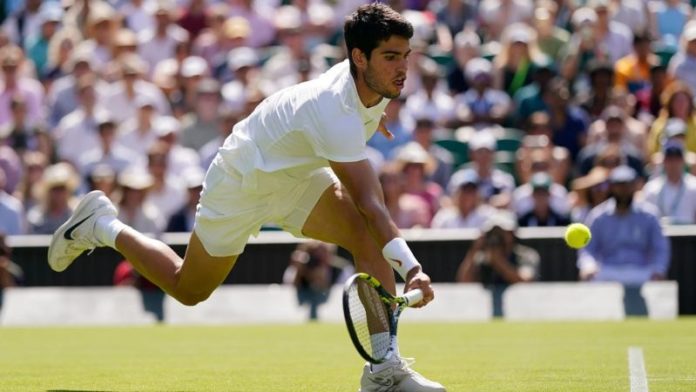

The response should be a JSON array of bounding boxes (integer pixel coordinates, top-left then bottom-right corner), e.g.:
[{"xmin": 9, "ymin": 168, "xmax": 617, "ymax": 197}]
[{"xmin": 518, "ymin": 172, "xmax": 571, "ymax": 227}]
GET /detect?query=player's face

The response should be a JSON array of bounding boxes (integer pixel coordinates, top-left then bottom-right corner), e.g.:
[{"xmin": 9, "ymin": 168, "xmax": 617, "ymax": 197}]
[{"xmin": 364, "ymin": 36, "xmax": 410, "ymax": 99}]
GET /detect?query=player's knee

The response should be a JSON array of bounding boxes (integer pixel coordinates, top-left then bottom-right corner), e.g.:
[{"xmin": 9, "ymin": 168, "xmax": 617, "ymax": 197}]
[{"xmin": 175, "ymin": 289, "xmax": 212, "ymax": 306}]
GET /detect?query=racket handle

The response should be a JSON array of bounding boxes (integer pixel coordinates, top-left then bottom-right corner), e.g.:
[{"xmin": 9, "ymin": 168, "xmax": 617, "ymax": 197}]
[{"xmin": 403, "ymin": 289, "xmax": 424, "ymax": 307}]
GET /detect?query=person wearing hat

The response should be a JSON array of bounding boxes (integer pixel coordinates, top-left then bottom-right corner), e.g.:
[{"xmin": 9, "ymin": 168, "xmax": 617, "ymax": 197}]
[
  {"xmin": 143, "ymin": 141, "xmax": 187, "ymax": 224},
  {"xmin": 402, "ymin": 56, "xmax": 455, "ymax": 128},
  {"xmin": 512, "ymin": 59, "xmax": 557, "ymax": 123},
  {"xmin": 494, "ymin": 23, "xmax": 549, "ymax": 97},
  {"xmin": 478, "ymin": 0, "xmax": 533, "ymax": 42},
  {"xmin": 667, "ymin": 20, "xmax": 696, "ymax": 94},
  {"xmin": 533, "ymin": 2, "xmax": 570, "ymax": 62},
  {"xmin": 394, "ymin": 141, "xmax": 442, "ymax": 224},
  {"xmin": 569, "ymin": 166, "xmax": 610, "ymax": 223},
  {"xmin": 431, "ymin": 170, "xmax": 496, "ymax": 229},
  {"xmin": 49, "ymin": 6, "xmax": 444, "ymax": 390},
  {"xmin": 540, "ymin": 77, "xmax": 590, "ymax": 161},
  {"xmin": 118, "ymin": 0, "xmax": 156, "ymax": 34},
  {"xmin": 78, "ymin": 111, "xmax": 144, "ymax": 177},
  {"xmin": 166, "ymin": 166, "xmax": 205, "ymax": 232},
  {"xmin": 642, "ymin": 140, "xmax": 696, "ymax": 224},
  {"xmin": 0, "ymin": 45, "xmax": 44, "ymax": 129},
  {"xmin": 454, "ymin": 57, "xmax": 512, "ymax": 129},
  {"xmin": 588, "ymin": 0, "xmax": 633, "ymax": 63},
  {"xmin": 452, "ymin": 130, "xmax": 515, "ymax": 208},
  {"xmin": 76, "ymin": 3, "xmax": 118, "ymax": 72},
  {"xmin": 457, "ymin": 209, "xmax": 540, "ymax": 296},
  {"xmin": 221, "ymin": 47, "xmax": 260, "ymax": 114},
  {"xmin": 578, "ymin": 165, "xmax": 670, "ymax": 285},
  {"xmin": 116, "ymin": 95, "xmax": 160, "ymax": 158},
  {"xmin": 137, "ymin": 0, "xmax": 189, "ymax": 71},
  {"xmin": 377, "ymin": 163, "xmax": 430, "ymax": 229},
  {"xmin": 27, "ymin": 163, "xmax": 79, "ymax": 234},
  {"xmin": 55, "ymin": 74, "xmax": 105, "ymax": 165},
  {"xmin": 116, "ymin": 166, "xmax": 164, "ymax": 234},
  {"xmin": 512, "ymin": 148, "xmax": 571, "ymax": 218},
  {"xmin": 86, "ymin": 163, "xmax": 118, "ymax": 201},
  {"xmin": 103, "ymin": 53, "xmax": 169, "ymax": 123},
  {"xmin": 517, "ymin": 172, "xmax": 571, "ymax": 227},
  {"xmin": 151, "ymin": 115, "xmax": 200, "ymax": 177},
  {"xmin": 25, "ymin": 2, "xmax": 63, "ymax": 77}
]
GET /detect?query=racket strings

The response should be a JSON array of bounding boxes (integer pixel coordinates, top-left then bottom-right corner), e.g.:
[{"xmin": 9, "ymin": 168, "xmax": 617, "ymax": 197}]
[{"xmin": 347, "ymin": 280, "xmax": 391, "ymax": 360}]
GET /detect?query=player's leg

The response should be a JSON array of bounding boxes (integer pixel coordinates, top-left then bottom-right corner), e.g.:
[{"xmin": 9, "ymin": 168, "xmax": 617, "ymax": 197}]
[
  {"xmin": 301, "ymin": 183, "xmax": 397, "ymax": 296},
  {"xmin": 114, "ymin": 229, "xmax": 238, "ymax": 306},
  {"xmin": 48, "ymin": 191, "xmax": 238, "ymax": 306}
]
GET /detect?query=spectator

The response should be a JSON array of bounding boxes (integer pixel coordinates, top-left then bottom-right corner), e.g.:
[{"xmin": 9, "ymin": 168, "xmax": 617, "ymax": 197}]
[
  {"xmin": 578, "ymin": 166, "xmax": 670, "ymax": 284},
  {"xmin": 77, "ymin": 112, "xmax": 143, "ymax": 177},
  {"xmin": 516, "ymin": 114, "xmax": 571, "ymax": 184},
  {"xmin": 588, "ymin": 0, "xmax": 634, "ymax": 63},
  {"xmin": 103, "ymin": 53, "xmax": 169, "ymax": 123},
  {"xmin": 0, "ymin": 94, "xmax": 40, "ymax": 156},
  {"xmin": 53, "ymin": 74, "xmax": 102, "ymax": 165},
  {"xmin": 642, "ymin": 140, "xmax": 696, "ymax": 225},
  {"xmin": 431, "ymin": 170, "xmax": 495, "ymax": 229},
  {"xmin": 667, "ymin": 21, "xmax": 696, "ymax": 98},
  {"xmin": 199, "ymin": 106, "xmax": 239, "ymax": 169},
  {"xmin": 15, "ymin": 151, "xmax": 46, "ymax": 212},
  {"xmin": 614, "ymin": 34, "xmax": 660, "ymax": 94},
  {"xmin": 512, "ymin": 62, "xmax": 557, "ymax": 123},
  {"xmin": 513, "ymin": 149, "xmax": 571, "ymax": 218},
  {"xmin": 151, "ymin": 115, "xmax": 200, "ymax": 177},
  {"xmin": 0, "ymin": 166, "xmax": 24, "ymax": 235},
  {"xmin": 649, "ymin": 0, "xmax": 691, "ymax": 47},
  {"xmin": 647, "ymin": 82, "xmax": 696, "ymax": 156},
  {"xmin": 446, "ymin": 29, "xmax": 480, "ymax": 95},
  {"xmin": 176, "ymin": 0, "xmax": 208, "ymax": 40},
  {"xmin": 517, "ymin": 172, "xmax": 571, "ymax": 227},
  {"xmin": 378, "ymin": 163, "xmax": 430, "ymax": 229},
  {"xmin": 43, "ymin": 27, "xmax": 81, "ymax": 83},
  {"xmin": 86, "ymin": 163, "xmax": 118, "ymax": 201},
  {"xmin": 403, "ymin": 56, "xmax": 455, "ymax": 128},
  {"xmin": 542, "ymin": 77, "xmax": 589, "ymax": 161},
  {"xmin": 192, "ymin": 8, "xmax": 243, "ymax": 69},
  {"xmin": 24, "ymin": 4, "xmax": 62, "ymax": 79},
  {"xmin": 454, "ymin": 58, "xmax": 512, "ymax": 129},
  {"xmin": 75, "ymin": 4, "xmax": 117, "ymax": 73},
  {"xmin": 116, "ymin": 95, "xmax": 159, "ymax": 159},
  {"xmin": 456, "ymin": 209, "xmax": 540, "ymax": 318},
  {"xmin": 179, "ymin": 78, "xmax": 221, "ymax": 151},
  {"xmin": 283, "ymin": 241, "xmax": 352, "ymax": 321},
  {"xmin": 586, "ymin": 102, "xmax": 647, "ymax": 155},
  {"xmin": 433, "ymin": 0, "xmax": 476, "ymax": 54},
  {"xmin": 2, "ymin": 0, "xmax": 42, "ymax": 47},
  {"xmin": 221, "ymin": 46, "xmax": 259, "ymax": 110},
  {"xmin": 454, "ymin": 130, "xmax": 515, "ymax": 208},
  {"xmin": 393, "ymin": 142, "xmax": 442, "ymax": 224},
  {"xmin": 119, "ymin": 0, "xmax": 156, "ymax": 34},
  {"xmin": 478, "ymin": 0, "xmax": 533, "ymax": 42},
  {"xmin": 27, "ymin": 163, "xmax": 78, "ymax": 234},
  {"xmin": 178, "ymin": 55, "xmax": 210, "ymax": 113},
  {"xmin": 227, "ymin": 0, "xmax": 275, "ymax": 49},
  {"xmin": 533, "ymin": 4, "xmax": 570, "ymax": 63},
  {"xmin": 0, "ymin": 233, "xmax": 24, "ymax": 309},
  {"xmin": 570, "ymin": 166, "xmax": 611, "ymax": 223},
  {"xmin": 116, "ymin": 166, "xmax": 164, "ymax": 234},
  {"xmin": 137, "ymin": 0, "xmax": 189, "ymax": 71},
  {"xmin": 635, "ymin": 64, "xmax": 669, "ymax": 120},
  {"xmin": 166, "ymin": 166, "xmax": 205, "ymax": 233},
  {"xmin": 576, "ymin": 60, "xmax": 615, "ymax": 119},
  {"xmin": 0, "ymin": 45, "xmax": 44, "ymax": 129},
  {"xmin": 494, "ymin": 23, "xmax": 548, "ymax": 97},
  {"xmin": 410, "ymin": 117, "xmax": 453, "ymax": 190},
  {"xmin": 610, "ymin": 0, "xmax": 648, "ymax": 36},
  {"xmin": 144, "ymin": 141, "xmax": 186, "ymax": 225}
]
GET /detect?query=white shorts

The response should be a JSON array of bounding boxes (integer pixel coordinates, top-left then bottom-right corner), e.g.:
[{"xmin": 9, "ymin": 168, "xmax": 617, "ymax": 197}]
[{"xmin": 194, "ymin": 161, "xmax": 338, "ymax": 257}]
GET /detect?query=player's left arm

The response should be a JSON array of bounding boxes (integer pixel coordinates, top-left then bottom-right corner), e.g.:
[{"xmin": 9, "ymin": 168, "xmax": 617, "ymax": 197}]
[{"xmin": 329, "ymin": 159, "xmax": 434, "ymax": 306}]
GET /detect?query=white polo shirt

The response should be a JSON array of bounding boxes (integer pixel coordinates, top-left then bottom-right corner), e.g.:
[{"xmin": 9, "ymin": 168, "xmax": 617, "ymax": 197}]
[
  {"xmin": 216, "ymin": 60, "xmax": 389, "ymax": 184},
  {"xmin": 642, "ymin": 174, "xmax": 696, "ymax": 224}
]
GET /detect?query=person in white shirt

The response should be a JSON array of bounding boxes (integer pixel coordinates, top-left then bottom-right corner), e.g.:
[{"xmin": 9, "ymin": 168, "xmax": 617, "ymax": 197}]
[
  {"xmin": 431, "ymin": 170, "xmax": 496, "ymax": 229},
  {"xmin": 116, "ymin": 95, "xmax": 160, "ymax": 159},
  {"xmin": 453, "ymin": 57, "xmax": 512, "ymax": 129},
  {"xmin": 642, "ymin": 140, "xmax": 696, "ymax": 225},
  {"xmin": 151, "ymin": 116, "xmax": 201, "ymax": 178},
  {"xmin": 137, "ymin": 0, "xmax": 189, "ymax": 71},
  {"xmin": 49, "ymin": 5, "xmax": 443, "ymax": 391},
  {"xmin": 78, "ymin": 113, "xmax": 144, "ymax": 177},
  {"xmin": 119, "ymin": 0, "xmax": 156, "ymax": 34}
]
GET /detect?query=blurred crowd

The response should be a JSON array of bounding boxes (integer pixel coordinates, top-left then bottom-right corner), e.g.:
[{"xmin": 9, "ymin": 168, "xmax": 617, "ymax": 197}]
[{"xmin": 0, "ymin": 0, "xmax": 695, "ymax": 244}]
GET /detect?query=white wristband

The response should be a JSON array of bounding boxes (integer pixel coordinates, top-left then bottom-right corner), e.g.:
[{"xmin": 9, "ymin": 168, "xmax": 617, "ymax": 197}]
[{"xmin": 382, "ymin": 237, "xmax": 421, "ymax": 281}]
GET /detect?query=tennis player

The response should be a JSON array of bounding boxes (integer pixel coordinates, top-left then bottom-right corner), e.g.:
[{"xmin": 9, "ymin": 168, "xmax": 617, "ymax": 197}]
[{"xmin": 48, "ymin": 4, "xmax": 444, "ymax": 391}]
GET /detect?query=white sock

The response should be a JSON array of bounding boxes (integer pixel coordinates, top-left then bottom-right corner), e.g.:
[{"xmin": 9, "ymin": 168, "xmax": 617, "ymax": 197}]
[
  {"xmin": 94, "ymin": 215, "xmax": 127, "ymax": 249},
  {"xmin": 370, "ymin": 334, "xmax": 401, "ymax": 373}
]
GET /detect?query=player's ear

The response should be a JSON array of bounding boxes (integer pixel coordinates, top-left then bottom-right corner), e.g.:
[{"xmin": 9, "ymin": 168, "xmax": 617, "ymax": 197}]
[{"xmin": 351, "ymin": 48, "xmax": 368, "ymax": 71}]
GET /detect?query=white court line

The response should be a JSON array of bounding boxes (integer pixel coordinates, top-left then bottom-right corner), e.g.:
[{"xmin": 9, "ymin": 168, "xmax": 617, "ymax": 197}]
[{"xmin": 628, "ymin": 347, "xmax": 649, "ymax": 392}]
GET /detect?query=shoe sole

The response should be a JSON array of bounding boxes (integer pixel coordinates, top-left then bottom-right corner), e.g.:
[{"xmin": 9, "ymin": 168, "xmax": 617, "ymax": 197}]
[{"xmin": 48, "ymin": 190, "xmax": 106, "ymax": 272}]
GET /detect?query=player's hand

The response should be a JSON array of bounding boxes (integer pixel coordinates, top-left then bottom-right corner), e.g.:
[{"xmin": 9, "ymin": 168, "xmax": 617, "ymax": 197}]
[
  {"xmin": 405, "ymin": 267, "xmax": 434, "ymax": 308},
  {"xmin": 377, "ymin": 112, "xmax": 394, "ymax": 140}
]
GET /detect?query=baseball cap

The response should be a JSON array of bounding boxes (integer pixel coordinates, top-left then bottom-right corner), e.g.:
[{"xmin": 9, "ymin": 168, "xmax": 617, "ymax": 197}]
[
  {"xmin": 663, "ymin": 139, "xmax": 685, "ymax": 157},
  {"xmin": 38, "ymin": 3, "xmax": 63, "ymax": 24},
  {"xmin": 482, "ymin": 210, "xmax": 518, "ymax": 233},
  {"xmin": 664, "ymin": 118, "xmax": 687, "ymax": 139},
  {"xmin": 609, "ymin": 165, "xmax": 637, "ymax": 184},
  {"xmin": 505, "ymin": 23, "xmax": 534, "ymax": 44},
  {"xmin": 447, "ymin": 170, "xmax": 479, "ymax": 195},
  {"xmin": 683, "ymin": 22, "xmax": 696, "ymax": 42},
  {"xmin": 182, "ymin": 167, "xmax": 205, "ymax": 189},
  {"xmin": 227, "ymin": 47, "xmax": 259, "ymax": 71},
  {"xmin": 180, "ymin": 56, "xmax": 208, "ymax": 78},
  {"xmin": 572, "ymin": 7, "xmax": 597, "ymax": 27},
  {"xmin": 530, "ymin": 172, "xmax": 553, "ymax": 190},
  {"xmin": 135, "ymin": 95, "xmax": 157, "ymax": 109},
  {"xmin": 465, "ymin": 58, "xmax": 493, "ymax": 82},
  {"xmin": 601, "ymin": 105, "xmax": 625, "ymax": 122},
  {"xmin": 224, "ymin": 17, "xmax": 251, "ymax": 39},
  {"xmin": 469, "ymin": 130, "xmax": 497, "ymax": 151},
  {"xmin": 153, "ymin": 116, "xmax": 181, "ymax": 137},
  {"xmin": 118, "ymin": 167, "xmax": 154, "ymax": 190}
]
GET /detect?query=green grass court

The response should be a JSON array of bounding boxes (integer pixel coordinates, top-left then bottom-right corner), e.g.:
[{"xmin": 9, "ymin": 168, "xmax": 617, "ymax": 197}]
[{"xmin": 2, "ymin": 319, "xmax": 695, "ymax": 391}]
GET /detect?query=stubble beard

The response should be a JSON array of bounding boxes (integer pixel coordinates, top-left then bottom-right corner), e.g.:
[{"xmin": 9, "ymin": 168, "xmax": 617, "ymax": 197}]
[{"xmin": 364, "ymin": 65, "xmax": 400, "ymax": 100}]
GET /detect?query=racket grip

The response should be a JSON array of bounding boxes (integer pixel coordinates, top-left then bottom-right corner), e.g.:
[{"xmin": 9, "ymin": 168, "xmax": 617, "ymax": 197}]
[{"xmin": 403, "ymin": 289, "xmax": 424, "ymax": 307}]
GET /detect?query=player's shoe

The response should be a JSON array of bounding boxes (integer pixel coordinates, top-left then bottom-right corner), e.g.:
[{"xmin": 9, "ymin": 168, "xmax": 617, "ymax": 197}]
[
  {"xmin": 48, "ymin": 190, "xmax": 118, "ymax": 272},
  {"xmin": 359, "ymin": 358, "xmax": 446, "ymax": 392}
]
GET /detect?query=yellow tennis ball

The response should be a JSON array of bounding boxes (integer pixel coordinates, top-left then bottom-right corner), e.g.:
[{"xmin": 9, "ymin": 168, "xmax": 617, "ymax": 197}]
[{"xmin": 564, "ymin": 223, "xmax": 591, "ymax": 249}]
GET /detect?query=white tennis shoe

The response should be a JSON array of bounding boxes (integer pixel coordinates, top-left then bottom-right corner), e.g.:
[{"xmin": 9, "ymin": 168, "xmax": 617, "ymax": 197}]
[
  {"xmin": 48, "ymin": 190, "xmax": 117, "ymax": 272},
  {"xmin": 359, "ymin": 358, "xmax": 446, "ymax": 392}
]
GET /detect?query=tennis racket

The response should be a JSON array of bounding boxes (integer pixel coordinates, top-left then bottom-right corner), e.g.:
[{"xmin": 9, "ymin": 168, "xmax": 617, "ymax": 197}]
[{"xmin": 342, "ymin": 272, "xmax": 423, "ymax": 364}]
